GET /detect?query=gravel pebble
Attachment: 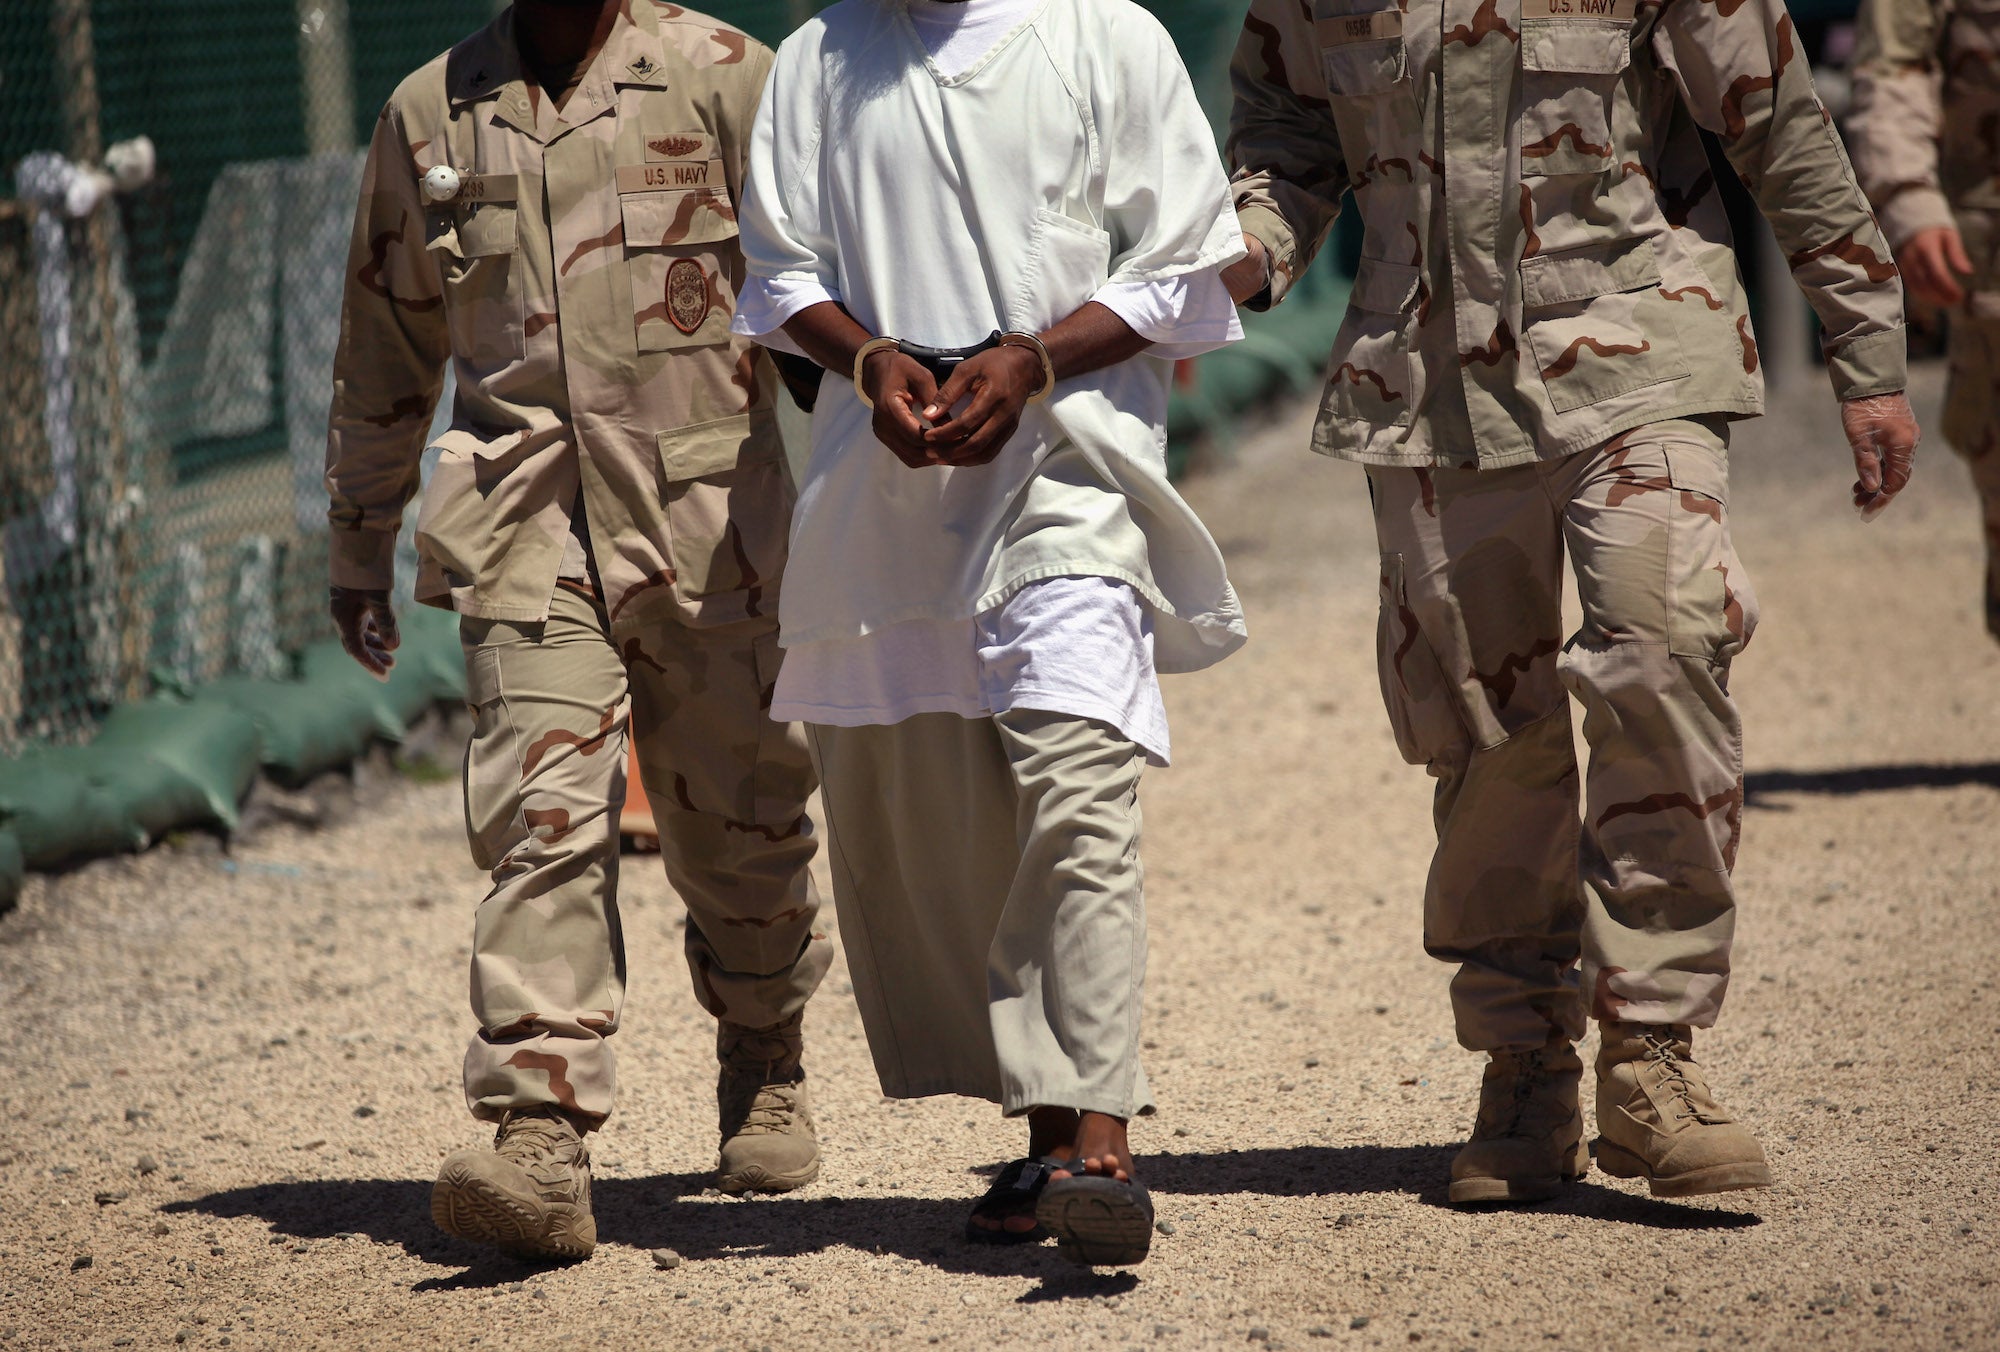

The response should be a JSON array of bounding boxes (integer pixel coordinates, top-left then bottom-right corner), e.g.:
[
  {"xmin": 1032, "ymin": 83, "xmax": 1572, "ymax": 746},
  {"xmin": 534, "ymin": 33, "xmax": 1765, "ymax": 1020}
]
[{"xmin": 651, "ymin": 1249, "xmax": 683, "ymax": 1271}]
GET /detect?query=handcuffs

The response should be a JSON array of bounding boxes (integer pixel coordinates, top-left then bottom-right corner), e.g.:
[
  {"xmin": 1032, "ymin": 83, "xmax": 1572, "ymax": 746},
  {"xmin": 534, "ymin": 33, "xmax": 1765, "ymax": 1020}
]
[{"xmin": 853, "ymin": 330, "xmax": 1056, "ymax": 409}]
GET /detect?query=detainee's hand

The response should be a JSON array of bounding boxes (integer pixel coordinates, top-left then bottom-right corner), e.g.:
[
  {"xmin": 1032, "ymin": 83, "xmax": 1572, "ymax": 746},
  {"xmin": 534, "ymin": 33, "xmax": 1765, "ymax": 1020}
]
[
  {"xmin": 1222, "ymin": 233, "xmax": 1270, "ymax": 304},
  {"xmin": 1896, "ymin": 226, "xmax": 1972, "ymax": 309},
  {"xmin": 862, "ymin": 347, "xmax": 942, "ymax": 468},
  {"xmin": 920, "ymin": 345, "xmax": 1044, "ymax": 467},
  {"xmin": 1841, "ymin": 391, "xmax": 1920, "ymax": 521},
  {"xmin": 330, "ymin": 586, "xmax": 399, "ymax": 678}
]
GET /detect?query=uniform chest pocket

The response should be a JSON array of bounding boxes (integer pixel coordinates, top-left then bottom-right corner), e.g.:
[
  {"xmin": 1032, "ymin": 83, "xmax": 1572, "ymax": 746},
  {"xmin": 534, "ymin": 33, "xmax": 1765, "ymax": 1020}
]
[
  {"xmin": 1315, "ymin": 6, "xmax": 1408, "ymax": 97},
  {"xmin": 427, "ymin": 205, "xmax": 524, "ymax": 363},
  {"xmin": 1324, "ymin": 255, "xmax": 1419, "ymax": 428},
  {"xmin": 620, "ymin": 182, "xmax": 740, "ymax": 353},
  {"xmin": 1517, "ymin": 18, "xmax": 1630, "ymax": 176},
  {"xmin": 1520, "ymin": 236, "xmax": 1690, "ymax": 412}
]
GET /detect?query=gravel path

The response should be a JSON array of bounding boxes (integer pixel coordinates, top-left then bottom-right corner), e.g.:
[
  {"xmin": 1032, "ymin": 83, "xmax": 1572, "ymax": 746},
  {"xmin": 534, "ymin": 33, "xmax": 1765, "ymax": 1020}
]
[{"xmin": 5, "ymin": 366, "xmax": 1997, "ymax": 1351}]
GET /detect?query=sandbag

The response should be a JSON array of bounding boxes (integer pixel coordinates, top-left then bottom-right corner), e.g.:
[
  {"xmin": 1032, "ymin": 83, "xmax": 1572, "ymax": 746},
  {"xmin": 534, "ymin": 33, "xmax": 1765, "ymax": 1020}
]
[
  {"xmin": 0, "ymin": 747, "xmax": 146, "ymax": 867},
  {"xmin": 297, "ymin": 640, "xmax": 423, "ymax": 741},
  {"xmin": 296, "ymin": 606, "xmax": 468, "ymax": 743},
  {"xmin": 190, "ymin": 676, "xmax": 379, "ymax": 788},
  {"xmin": 84, "ymin": 696, "xmax": 262, "ymax": 836},
  {"xmin": 395, "ymin": 603, "xmax": 469, "ymax": 704}
]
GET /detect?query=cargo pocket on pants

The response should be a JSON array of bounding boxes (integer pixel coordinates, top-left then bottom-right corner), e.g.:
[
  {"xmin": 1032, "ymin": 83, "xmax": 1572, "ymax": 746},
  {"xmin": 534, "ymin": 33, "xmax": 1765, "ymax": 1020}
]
[
  {"xmin": 1376, "ymin": 552, "xmax": 1465, "ymax": 767},
  {"xmin": 1662, "ymin": 441, "xmax": 1758, "ymax": 663},
  {"xmin": 458, "ymin": 639, "xmax": 516, "ymax": 874}
]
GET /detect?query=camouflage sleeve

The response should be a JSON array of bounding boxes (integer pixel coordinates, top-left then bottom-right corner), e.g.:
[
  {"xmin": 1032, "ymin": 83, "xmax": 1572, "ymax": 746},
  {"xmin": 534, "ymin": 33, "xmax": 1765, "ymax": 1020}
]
[
  {"xmin": 1653, "ymin": 0, "xmax": 1908, "ymax": 400},
  {"xmin": 717, "ymin": 39, "xmax": 775, "ymax": 215},
  {"xmin": 1224, "ymin": 0, "xmax": 1350, "ymax": 310},
  {"xmin": 1848, "ymin": 0, "xmax": 1953, "ymax": 250},
  {"xmin": 324, "ymin": 96, "xmax": 448, "ymax": 593}
]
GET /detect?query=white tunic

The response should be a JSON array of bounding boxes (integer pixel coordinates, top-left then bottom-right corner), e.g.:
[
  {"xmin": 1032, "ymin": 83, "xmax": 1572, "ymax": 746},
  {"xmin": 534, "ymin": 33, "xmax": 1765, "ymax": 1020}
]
[
  {"xmin": 731, "ymin": 0, "xmax": 1250, "ymax": 679},
  {"xmin": 746, "ymin": 0, "xmax": 1239, "ymax": 762}
]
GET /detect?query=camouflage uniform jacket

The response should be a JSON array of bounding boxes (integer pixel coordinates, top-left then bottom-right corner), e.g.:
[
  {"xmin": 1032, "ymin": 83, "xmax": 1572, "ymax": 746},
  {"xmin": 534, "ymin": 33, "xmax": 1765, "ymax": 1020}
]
[
  {"xmin": 326, "ymin": 1, "xmax": 790, "ymax": 627},
  {"xmin": 1850, "ymin": 0, "xmax": 2000, "ymax": 308},
  {"xmin": 1227, "ymin": 0, "xmax": 1910, "ymax": 469}
]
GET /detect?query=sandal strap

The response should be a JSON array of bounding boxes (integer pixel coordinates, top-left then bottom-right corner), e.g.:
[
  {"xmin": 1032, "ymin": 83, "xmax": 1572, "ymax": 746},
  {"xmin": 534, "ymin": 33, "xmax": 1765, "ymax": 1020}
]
[{"xmin": 975, "ymin": 1157, "xmax": 1059, "ymax": 1212}]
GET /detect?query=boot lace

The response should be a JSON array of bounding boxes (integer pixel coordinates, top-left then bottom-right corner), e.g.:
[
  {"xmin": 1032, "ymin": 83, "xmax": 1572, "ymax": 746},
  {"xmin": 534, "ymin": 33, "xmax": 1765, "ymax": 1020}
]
[
  {"xmin": 494, "ymin": 1108, "xmax": 577, "ymax": 1165},
  {"xmin": 1477, "ymin": 1047, "xmax": 1549, "ymax": 1138},
  {"xmin": 724, "ymin": 1076, "xmax": 802, "ymax": 1136},
  {"xmin": 1638, "ymin": 1028, "xmax": 1713, "ymax": 1124}
]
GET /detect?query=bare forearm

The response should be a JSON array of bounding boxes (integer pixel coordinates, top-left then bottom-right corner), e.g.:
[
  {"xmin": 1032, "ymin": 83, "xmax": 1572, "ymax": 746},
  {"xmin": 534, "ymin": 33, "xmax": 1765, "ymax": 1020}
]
[
  {"xmin": 1039, "ymin": 301, "xmax": 1150, "ymax": 382},
  {"xmin": 780, "ymin": 300, "xmax": 876, "ymax": 377}
]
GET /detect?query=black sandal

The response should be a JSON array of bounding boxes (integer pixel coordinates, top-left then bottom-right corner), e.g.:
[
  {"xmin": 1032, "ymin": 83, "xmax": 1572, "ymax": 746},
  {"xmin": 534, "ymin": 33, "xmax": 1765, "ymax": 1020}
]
[
  {"xmin": 965, "ymin": 1156, "xmax": 1064, "ymax": 1245},
  {"xmin": 1035, "ymin": 1161, "xmax": 1154, "ymax": 1267}
]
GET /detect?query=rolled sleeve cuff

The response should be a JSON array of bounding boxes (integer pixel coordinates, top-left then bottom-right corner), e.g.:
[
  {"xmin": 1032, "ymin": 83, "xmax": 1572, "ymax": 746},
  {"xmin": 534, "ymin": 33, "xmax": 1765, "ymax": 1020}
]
[
  {"xmin": 329, "ymin": 527, "xmax": 399, "ymax": 592},
  {"xmin": 1232, "ymin": 203, "xmax": 1297, "ymax": 311},
  {"xmin": 731, "ymin": 274, "xmax": 840, "ymax": 359},
  {"xmin": 1876, "ymin": 190, "xmax": 1958, "ymax": 254},
  {"xmin": 1091, "ymin": 268, "xmax": 1245, "ymax": 362},
  {"xmin": 1825, "ymin": 326, "xmax": 1908, "ymax": 401}
]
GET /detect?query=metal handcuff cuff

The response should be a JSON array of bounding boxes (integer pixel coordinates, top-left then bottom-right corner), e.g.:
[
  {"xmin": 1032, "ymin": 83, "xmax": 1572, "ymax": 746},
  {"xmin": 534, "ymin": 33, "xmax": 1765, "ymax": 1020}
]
[{"xmin": 853, "ymin": 330, "xmax": 1056, "ymax": 409}]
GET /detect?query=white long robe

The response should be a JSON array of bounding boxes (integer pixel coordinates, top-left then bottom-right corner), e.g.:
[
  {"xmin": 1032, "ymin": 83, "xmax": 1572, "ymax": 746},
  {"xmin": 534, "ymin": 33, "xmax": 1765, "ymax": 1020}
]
[{"xmin": 732, "ymin": 0, "xmax": 1250, "ymax": 674}]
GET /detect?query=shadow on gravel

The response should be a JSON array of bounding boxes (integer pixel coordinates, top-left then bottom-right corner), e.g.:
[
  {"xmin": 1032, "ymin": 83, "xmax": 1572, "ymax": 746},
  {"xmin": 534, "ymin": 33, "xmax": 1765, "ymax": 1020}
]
[
  {"xmin": 167, "ymin": 1144, "xmax": 1753, "ymax": 1290},
  {"xmin": 1147, "ymin": 1146, "xmax": 1761, "ymax": 1230},
  {"xmin": 1143, "ymin": 1144, "xmax": 1456, "ymax": 1198},
  {"xmin": 1744, "ymin": 761, "xmax": 2000, "ymax": 808},
  {"xmin": 168, "ymin": 1172, "xmax": 1140, "ymax": 1292},
  {"xmin": 1416, "ymin": 1179, "xmax": 1764, "ymax": 1230}
]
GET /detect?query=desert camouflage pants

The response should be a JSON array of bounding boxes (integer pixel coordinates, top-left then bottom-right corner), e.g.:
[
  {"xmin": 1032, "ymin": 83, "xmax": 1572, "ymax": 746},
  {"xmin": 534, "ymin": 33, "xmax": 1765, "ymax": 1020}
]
[
  {"xmin": 1939, "ymin": 309, "xmax": 2000, "ymax": 640},
  {"xmin": 1367, "ymin": 419, "xmax": 1758, "ymax": 1052},
  {"xmin": 456, "ymin": 583, "xmax": 829, "ymax": 1124}
]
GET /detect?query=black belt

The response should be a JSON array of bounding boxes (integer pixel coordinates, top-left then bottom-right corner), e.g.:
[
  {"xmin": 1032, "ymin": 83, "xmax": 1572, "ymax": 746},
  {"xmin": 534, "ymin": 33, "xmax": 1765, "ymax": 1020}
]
[{"xmin": 895, "ymin": 331, "xmax": 1001, "ymax": 384}]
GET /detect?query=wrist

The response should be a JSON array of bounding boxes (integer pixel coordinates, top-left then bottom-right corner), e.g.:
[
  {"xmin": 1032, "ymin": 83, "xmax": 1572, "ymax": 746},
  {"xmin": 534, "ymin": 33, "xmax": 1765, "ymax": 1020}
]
[
  {"xmin": 997, "ymin": 331, "xmax": 1056, "ymax": 401},
  {"xmin": 852, "ymin": 335, "xmax": 901, "ymax": 408}
]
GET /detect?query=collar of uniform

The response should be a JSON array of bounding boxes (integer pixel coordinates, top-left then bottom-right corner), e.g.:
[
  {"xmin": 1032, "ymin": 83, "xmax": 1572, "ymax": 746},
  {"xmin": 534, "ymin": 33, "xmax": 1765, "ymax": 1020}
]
[
  {"xmin": 552, "ymin": 2, "xmax": 671, "ymax": 137},
  {"xmin": 446, "ymin": 10, "xmax": 545, "ymax": 143}
]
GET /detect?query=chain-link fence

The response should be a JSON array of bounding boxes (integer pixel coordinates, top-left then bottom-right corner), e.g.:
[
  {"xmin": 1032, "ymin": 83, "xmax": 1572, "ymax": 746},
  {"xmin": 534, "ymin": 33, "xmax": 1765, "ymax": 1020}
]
[
  {"xmin": 0, "ymin": 0, "xmax": 1274, "ymax": 762},
  {"xmin": 0, "ymin": 0, "xmax": 822, "ymax": 756}
]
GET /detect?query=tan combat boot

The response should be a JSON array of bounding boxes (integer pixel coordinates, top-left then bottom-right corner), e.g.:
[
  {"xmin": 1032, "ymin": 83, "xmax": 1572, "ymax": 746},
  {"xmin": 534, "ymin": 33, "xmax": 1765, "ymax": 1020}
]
[
  {"xmin": 1449, "ymin": 1034, "xmax": 1590, "ymax": 1205},
  {"xmin": 1594, "ymin": 1021, "xmax": 1772, "ymax": 1197},
  {"xmin": 431, "ymin": 1106, "xmax": 596, "ymax": 1259},
  {"xmin": 715, "ymin": 1013, "xmax": 820, "ymax": 1194}
]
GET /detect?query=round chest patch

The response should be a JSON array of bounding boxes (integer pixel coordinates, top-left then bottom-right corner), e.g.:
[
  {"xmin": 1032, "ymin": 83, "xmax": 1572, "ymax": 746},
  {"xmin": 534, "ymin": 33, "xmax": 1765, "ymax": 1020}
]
[{"xmin": 666, "ymin": 259, "xmax": 708, "ymax": 336}]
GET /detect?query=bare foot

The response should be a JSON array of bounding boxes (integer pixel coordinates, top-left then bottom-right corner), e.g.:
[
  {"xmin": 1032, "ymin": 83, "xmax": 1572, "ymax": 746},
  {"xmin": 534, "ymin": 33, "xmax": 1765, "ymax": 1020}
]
[{"xmin": 1050, "ymin": 1111, "xmax": 1134, "ymax": 1183}]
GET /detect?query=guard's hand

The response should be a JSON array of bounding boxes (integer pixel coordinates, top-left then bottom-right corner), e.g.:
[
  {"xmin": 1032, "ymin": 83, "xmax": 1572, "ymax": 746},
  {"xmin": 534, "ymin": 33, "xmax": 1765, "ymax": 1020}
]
[
  {"xmin": 330, "ymin": 586, "xmax": 400, "ymax": 678},
  {"xmin": 1222, "ymin": 234, "xmax": 1271, "ymax": 304},
  {"xmin": 1841, "ymin": 391, "xmax": 1920, "ymax": 521},
  {"xmin": 920, "ymin": 345, "xmax": 1043, "ymax": 467},
  {"xmin": 862, "ymin": 348, "xmax": 942, "ymax": 468},
  {"xmin": 1896, "ymin": 226, "xmax": 1973, "ymax": 309}
]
